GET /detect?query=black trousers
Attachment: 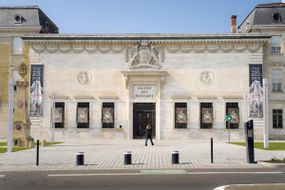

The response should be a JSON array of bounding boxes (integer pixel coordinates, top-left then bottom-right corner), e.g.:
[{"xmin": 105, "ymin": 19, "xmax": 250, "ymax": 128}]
[{"xmin": 145, "ymin": 135, "xmax": 154, "ymax": 146}]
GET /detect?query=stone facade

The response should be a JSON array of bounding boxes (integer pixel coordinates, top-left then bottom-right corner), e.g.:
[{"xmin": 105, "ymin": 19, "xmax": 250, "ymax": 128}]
[{"xmin": 23, "ymin": 34, "xmax": 269, "ymax": 141}]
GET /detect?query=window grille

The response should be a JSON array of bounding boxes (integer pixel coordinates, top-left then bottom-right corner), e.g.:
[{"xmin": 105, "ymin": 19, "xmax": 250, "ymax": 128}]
[
  {"xmin": 55, "ymin": 102, "xmax": 65, "ymax": 128},
  {"xmin": 102, "ymin": 102, "xmax": 114, "ymax": 128},
  {"xmin": 77, "ymin": 102, "xmax": 89, "ymax": 128},
  {"xmin": 200, "ymin": 102, "xmax": 213, "ymax": 129},
  {"xmin": 226, "ymin": 102, "xmax": 239, "ymax": 129},
  {"xmin": 175, "ymin": 103, "xmax": 187, "ymax": 128}
]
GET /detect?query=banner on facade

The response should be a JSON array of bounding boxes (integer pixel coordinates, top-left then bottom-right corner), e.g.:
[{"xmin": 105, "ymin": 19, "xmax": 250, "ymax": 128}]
[
  {"xmin": 30, "ymin": 65, "xmax": 44, "ymax": 116},
  {"xmin": 249, "ymin": 64, "xmax": 263, "ymax": 87},
  {"xmin": 249, "ymin": 64, "xmax": 263, "ymax": 118}
]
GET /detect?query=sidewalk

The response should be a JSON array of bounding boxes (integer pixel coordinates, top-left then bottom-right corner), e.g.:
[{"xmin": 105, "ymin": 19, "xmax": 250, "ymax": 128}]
[{"xmin": 0, "ymin": 140, "xmax": 284, "ymax": 171}]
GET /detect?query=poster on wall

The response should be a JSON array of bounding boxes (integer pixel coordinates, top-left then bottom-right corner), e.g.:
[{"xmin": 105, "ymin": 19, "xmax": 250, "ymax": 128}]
[
  {"xmin": 30, "ymin": 65, "xmax": 44, "ymax": 116},
  {"xmin": 201, "ymin": 108, "xmax": 213, "ymax": 124},
  {"xmin": 176, "ymin": 107, "xmax": 187, "ymax": 124},
  {"xmin": 249, "ymin": 64, "xmax": 263, "ymax": 118},
  {"xmin": 77, "ymin": 108, "xmax": 88, "ymax": 123},
  {"xmin": 227, "ymin": 108, "xmax": 239, "ymax": 124},
  {"xmin": 55, "ymin": 107, "xmax": 63, "ymax": 123},
  {"xmin": 102, "ymin": 107, "xmax": 114, "ymax": 123}
]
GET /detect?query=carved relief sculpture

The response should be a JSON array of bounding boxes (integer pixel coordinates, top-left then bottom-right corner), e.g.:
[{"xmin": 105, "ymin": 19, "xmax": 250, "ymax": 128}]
[
  {"xmin": 77, "ymin": 71, "xmax": 91, "ymax": 85},
  {"xmin": 127, "ymin": 41, "xmax": 162, "ymax": 69},
  {"xmin": 200, "ymin": 71, "xmax": 214, "ymax": 85}
]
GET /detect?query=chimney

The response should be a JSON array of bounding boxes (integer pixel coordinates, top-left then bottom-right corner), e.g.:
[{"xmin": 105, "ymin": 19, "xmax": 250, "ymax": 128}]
[{"xmin": 231, "ymin": 15, "xmax": 237, "ymax": 33}]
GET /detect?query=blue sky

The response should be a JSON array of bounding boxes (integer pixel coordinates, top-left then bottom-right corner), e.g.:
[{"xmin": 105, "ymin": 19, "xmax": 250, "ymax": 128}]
[{"xmin": 0, "ymin": 0, "xmax": 282, "ymax": 33}]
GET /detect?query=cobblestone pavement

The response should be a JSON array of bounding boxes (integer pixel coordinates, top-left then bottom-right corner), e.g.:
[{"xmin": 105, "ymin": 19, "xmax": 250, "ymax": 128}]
[{"xmin": 0, "ymin": 140, "xmax": 284, "ymax": 171}]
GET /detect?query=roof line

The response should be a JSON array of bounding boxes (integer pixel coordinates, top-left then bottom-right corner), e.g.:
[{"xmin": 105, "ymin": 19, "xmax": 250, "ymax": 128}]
[{"xmin": 0, "ymin": 5, "xmax": 39, "ymax": 9}]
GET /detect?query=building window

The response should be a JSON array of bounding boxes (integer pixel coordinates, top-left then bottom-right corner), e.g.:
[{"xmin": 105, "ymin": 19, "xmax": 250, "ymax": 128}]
[
  {"xmin": 102, "ymin": 102, "xmax": 114, "ymax": 128},
  {"xmin": 12, "ymin": 37, "xmax": 23, "ymax": 54},
  {"xmin": 14, "ymin": 14, "xmax": 24, "ymax": 24},
  {"xmin": 273, "ymin": 109, "xmax": 283, "ymax": 129},
  {"xmin": 54, "ymin": 102, "xmax": 65, "ymax": 128},
  {"xmin": 226, "ymin": 102, "xmax": 239, "ymax": 129},
  {"xmin": 271, "ymin": 36, "xmax": 282, "ymax": 54},
  {"xmin": 272, "ymin": 69, "xmax": 283, "ymax": 92},
  {"xmin": 273, "ymin": 13, "xmax": 282, "ymax": 23},
  {"xmin": 77, "ymin": 102, "xmax": 89, "ymax": 128},
  {"xmin": 200, "ymin": 102, "xmax": 213, "ymax": 129},
  {"xmin": 175, "ymin": 103, "xmax": 187, "ymax": 128}
]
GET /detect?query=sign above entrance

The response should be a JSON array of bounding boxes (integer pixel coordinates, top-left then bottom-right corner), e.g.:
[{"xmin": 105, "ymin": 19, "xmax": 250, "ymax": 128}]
[{"xmin": 133, "ymin": 85, "xmax": 156, "ymax": 99}]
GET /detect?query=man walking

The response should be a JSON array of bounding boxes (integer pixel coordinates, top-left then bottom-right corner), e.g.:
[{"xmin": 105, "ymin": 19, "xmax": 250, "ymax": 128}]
[{"xmin": 145, "ymin": 124, "xmax": 154, "ymax": 146}]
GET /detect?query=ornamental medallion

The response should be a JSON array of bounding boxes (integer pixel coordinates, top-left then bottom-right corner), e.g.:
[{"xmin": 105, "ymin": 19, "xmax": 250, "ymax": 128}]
[
  {"xmin": 200, "ymin": 71, "xmax": 214, "ymax": 85},
  {"xmin": 77, "ymin": 71, "xmax": 91, "ymax": 85}
]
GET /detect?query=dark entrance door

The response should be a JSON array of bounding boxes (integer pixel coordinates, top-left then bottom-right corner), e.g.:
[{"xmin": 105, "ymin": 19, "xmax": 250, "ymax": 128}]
[{"xmin": 133, "ymin": 103, "xmax": 156, "ymax": 139}]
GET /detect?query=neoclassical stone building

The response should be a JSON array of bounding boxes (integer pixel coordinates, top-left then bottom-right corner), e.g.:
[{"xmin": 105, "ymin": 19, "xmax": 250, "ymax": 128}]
[
  {"xmin": 3, "ymin": 3, "xmax": 285, "ymax": 142},
  {"xmin": 21, "ymin": 34, "xmax": 270, "ymax": 141}
]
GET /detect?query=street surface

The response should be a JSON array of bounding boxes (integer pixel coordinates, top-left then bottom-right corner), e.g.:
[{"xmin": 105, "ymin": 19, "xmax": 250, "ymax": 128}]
[{"xmin": 0, "ymin": 168, "xmax": 284, "ymax": 190}]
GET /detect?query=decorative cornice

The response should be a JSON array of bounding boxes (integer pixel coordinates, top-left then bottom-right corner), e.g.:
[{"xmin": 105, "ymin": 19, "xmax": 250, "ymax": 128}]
[
  {"xmin": 26, "ymin": 38, "xmax": 266, "ymax": 55},
  {"xmin": 164, "ymin": 43, "xmax": 263, "ymax": 53}
]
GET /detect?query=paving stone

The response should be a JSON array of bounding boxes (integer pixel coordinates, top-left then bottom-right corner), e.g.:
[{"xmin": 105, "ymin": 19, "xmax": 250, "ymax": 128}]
[{"xmin": 0, "ymin": 140, "xmax": 282, "ymax": 171}]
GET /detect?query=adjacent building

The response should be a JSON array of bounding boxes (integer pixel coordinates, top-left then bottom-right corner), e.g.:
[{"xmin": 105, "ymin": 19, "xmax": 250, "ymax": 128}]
[
  {"xmin": 0, "ymin": 6, "xmax": 58, "ymax": 139},
  {"xmin": 239, "ymin": 2, "xmax": 285, "ymax": 139}
]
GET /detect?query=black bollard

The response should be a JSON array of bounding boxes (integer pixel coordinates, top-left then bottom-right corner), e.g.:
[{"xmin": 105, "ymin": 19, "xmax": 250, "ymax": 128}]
[
  {"xmin": 211, "ymin": 138, "xmax": 213, "ymax": 164},
  {"xmin": 76, "ymin": 152, "xmax": 84, "ymax": 165},
  {"xmin": 171, "ymin": 151, "xmax": 179, "ymax": 164},
  {"xmin": 124, "ymin": 151, "xmax": 132, "ymax": 165},
  {"xmin": 36, "ymin": 140, "xmax": 39, "ymax": 166}
]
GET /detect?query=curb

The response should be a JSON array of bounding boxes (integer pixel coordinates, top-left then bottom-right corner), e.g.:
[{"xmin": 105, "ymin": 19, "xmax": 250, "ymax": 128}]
[
  {"xmin": 258, "ymin": 161, "xmax": 285, "ymax": 168},
  {"xmin": 213, "ymin": 183, "xmax": 285, "ymax": 190}
]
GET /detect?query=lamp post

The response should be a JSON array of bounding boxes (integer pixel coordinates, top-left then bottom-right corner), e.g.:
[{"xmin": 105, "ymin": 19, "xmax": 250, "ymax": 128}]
[
  {"xmin": 263, "ymin": 79, "xmax": 269, "ymax": 148},
  {"xmin": 7, "ymin": 70, "xmax": 14, "ymax": 154},
  {"xmin": 50, "ymin": 99, "xmax": 55, "ymax": 142}
]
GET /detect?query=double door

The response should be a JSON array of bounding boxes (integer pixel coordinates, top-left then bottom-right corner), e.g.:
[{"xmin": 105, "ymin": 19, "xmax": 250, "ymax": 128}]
[{"xmin": 133, "ymin": 103, "xmax": 156, "ymax": 139}]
